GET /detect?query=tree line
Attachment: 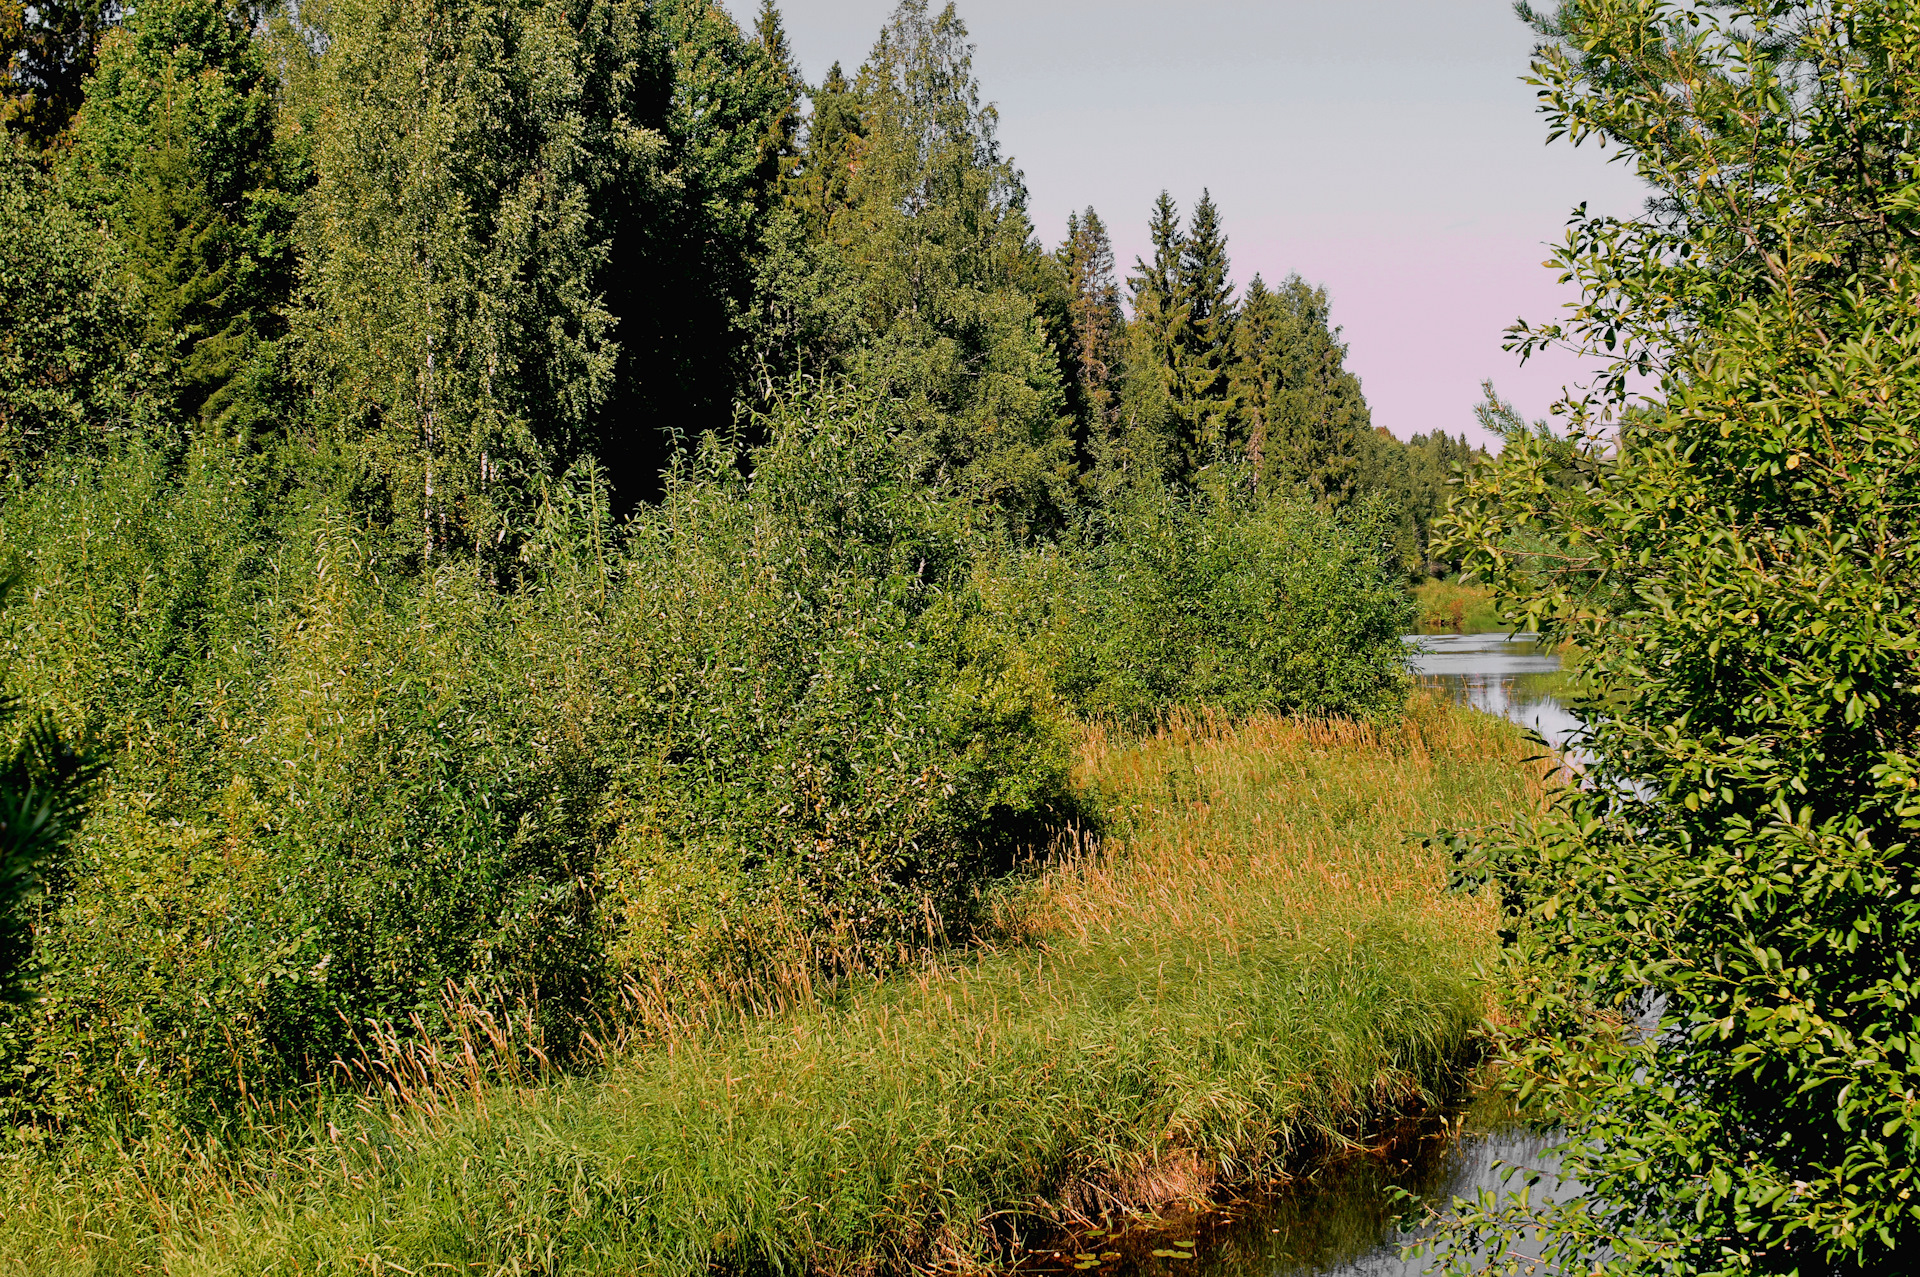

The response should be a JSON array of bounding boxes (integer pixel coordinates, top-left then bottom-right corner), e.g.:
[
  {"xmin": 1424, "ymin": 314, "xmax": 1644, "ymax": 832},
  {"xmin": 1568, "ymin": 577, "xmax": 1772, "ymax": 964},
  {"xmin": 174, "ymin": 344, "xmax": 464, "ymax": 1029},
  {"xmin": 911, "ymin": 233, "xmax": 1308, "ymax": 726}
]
[
  {"xmin": 0, "ymin": 0, "xmax": 1423, "ymax": 1131},
  {"xmin": 4, "ymin": 0, "xmax": 1480, "ymax": 571}
]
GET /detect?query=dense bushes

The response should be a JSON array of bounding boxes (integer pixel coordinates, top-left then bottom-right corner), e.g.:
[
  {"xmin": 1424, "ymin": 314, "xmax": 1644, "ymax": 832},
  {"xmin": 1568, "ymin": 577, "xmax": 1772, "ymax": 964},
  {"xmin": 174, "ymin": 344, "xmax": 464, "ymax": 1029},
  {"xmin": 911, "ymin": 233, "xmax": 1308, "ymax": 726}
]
[
  {"xmin": 982, "ymin": 480, "xmax": 1412, "ymax": 727},
  {"xmin": 0, "ymin": 374, "xmax": 1415, "ymax": 1130},
  {"xmin": 590, "ymin": 386, "xmax": 1076, "ymax": 986},
  {"xmin": 0, "ymin": 137, "xmax": 159, "ymax": 480}
]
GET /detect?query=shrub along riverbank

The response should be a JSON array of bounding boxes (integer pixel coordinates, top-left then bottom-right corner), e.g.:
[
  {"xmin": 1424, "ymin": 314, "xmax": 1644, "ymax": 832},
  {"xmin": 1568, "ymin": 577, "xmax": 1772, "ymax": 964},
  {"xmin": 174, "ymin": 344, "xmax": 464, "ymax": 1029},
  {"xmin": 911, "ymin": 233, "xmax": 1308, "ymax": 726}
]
[
  {"xmin": 0, "ymin": 385, "xmax": 1415, "ymax": 1133},
  {"xmin": 1411, "ymin": 578, "xmax": 1501, "ymax": 634},
  {"xmin": 1, "ymin": 697, "xmax": 1544, "ymax": 1275}
]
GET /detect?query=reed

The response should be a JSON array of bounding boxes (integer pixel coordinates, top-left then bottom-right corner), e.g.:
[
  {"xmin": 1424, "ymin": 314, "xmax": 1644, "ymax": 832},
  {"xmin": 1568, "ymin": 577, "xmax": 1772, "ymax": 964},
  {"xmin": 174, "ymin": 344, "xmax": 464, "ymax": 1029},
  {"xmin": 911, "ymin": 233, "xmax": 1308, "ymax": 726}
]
[{"xmin": 0, "ymin": 697, "xmax": 1546, "ymax": 1276}]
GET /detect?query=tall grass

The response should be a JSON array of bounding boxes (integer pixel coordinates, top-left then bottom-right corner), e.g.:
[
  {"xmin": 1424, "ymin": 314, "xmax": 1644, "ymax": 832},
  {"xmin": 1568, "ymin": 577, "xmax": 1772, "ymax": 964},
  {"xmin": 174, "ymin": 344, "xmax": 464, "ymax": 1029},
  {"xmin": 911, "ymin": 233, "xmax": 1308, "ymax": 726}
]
[
  {"xmin": 0, "ymin": 697, "xmax": 1545, "ymax": 1276},
  {"xmin": 1412, "ymin": 578, "xmax": 1503, "ymax": 634}
]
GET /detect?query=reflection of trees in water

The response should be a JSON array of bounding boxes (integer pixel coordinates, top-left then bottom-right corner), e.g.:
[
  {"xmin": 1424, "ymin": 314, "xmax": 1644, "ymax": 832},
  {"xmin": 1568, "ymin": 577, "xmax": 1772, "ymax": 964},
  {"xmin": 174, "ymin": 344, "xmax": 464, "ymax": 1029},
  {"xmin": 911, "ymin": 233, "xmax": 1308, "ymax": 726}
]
[
  {"xmin": 1405, "ymin": 632, "xmax": 1582, "ymax": 756},
  {"xmin": 1164, "ymin": 1122, "xmax": 1561, "ymax": 1277},
  {"xmin": 1420, "ymin": 673, "xmax": 1581, "ymax": 754}
]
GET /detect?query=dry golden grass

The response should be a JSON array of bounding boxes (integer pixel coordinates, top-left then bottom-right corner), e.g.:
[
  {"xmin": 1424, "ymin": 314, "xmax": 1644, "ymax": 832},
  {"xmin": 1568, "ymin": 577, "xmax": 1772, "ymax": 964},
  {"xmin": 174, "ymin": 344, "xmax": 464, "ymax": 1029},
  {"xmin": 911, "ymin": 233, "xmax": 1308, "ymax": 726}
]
[{"xmin": 1000, "ymin": 694, "xmax": 1547, "ymax": 957}]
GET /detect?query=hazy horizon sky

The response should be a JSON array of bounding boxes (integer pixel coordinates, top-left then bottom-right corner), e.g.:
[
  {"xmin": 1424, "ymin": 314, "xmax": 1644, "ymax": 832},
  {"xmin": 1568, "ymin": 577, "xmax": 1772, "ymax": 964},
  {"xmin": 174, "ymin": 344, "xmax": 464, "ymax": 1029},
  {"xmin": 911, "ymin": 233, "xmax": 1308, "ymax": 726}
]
[{"xmin": 720, "ymin": 0, "xmax": 1651, "ymax": 447}]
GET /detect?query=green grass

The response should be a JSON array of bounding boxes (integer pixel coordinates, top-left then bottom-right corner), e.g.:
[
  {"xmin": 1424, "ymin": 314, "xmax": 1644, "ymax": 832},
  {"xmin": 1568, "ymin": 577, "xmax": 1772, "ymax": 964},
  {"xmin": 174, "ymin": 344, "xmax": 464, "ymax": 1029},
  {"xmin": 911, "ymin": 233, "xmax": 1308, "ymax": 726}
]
[
  {"xmin": 1412, "ymin": 578, "xmax": 1504, "ymax": 634},
  {"xmin": 0, "ymin": 699, "xmax": 1544, "ymax": 1276}
]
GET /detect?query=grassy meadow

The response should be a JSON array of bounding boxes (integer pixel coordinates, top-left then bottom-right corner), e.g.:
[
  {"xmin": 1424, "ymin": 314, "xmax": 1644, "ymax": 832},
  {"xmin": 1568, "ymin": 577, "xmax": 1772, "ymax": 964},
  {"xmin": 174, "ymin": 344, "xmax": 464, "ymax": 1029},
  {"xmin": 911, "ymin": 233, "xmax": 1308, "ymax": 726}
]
[{"xmin": 1, "ymin": 697, "xmax": 1545, "ymax": 1276}]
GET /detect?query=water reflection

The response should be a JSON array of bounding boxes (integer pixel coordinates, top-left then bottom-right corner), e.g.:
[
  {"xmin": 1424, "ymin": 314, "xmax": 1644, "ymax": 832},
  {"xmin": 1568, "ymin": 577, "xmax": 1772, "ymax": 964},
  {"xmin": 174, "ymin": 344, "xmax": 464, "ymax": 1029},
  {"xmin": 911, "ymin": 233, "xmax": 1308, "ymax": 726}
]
[
  {"xmin": 1019, "ymin": 1116, "xmax": 1562, "ymax": 1277},
  {"xmin": 1404, "ymin": 632, "xmax": 1580, "ymax": 753},
  {"xmin": 1188, "ymin": 1126, "xmax": 1561, "ymax": 1277}
]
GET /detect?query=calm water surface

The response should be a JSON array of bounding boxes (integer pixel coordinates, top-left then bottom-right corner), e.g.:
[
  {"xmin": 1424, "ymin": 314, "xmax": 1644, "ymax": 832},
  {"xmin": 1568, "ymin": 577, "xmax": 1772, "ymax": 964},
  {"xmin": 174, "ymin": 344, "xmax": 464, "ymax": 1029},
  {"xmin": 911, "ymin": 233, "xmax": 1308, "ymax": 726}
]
[
  {"xmin": 1405, "ymin": 631, "xmax": 1580, "ymax": 755},
  {"xmin": 1021, "ymin": 1119, "xmax": 1563, "ymax": 1277},
  {"xmin": 1044, "ymin": 632, "xmax": 1576, "ymax": 1277}
]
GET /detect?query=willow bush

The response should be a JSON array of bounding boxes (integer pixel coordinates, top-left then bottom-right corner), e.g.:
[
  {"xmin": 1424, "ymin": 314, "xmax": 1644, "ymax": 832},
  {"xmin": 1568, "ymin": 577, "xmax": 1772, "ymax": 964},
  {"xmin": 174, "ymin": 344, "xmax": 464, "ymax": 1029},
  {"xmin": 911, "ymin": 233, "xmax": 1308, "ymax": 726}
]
[
  {"xmin": 980, "ymin": 478, "xmax": 1413, "ymax": 728},
  {"xmin": 0, "ymin": 382, "xmax": 1078, "ymax": 1129}
]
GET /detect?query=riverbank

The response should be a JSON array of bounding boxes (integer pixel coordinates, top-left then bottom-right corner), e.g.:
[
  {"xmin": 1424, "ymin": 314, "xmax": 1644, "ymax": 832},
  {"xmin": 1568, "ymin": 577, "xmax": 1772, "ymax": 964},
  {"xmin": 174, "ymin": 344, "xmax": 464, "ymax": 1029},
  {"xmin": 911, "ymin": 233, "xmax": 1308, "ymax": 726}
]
[
  {"xmin": 1412, "ymin": 579, "xmax": 1501, "ymax": 634},
  {"xmin": 2, "ymin": 698, "xmax": 1545, "ymax": 1276}
]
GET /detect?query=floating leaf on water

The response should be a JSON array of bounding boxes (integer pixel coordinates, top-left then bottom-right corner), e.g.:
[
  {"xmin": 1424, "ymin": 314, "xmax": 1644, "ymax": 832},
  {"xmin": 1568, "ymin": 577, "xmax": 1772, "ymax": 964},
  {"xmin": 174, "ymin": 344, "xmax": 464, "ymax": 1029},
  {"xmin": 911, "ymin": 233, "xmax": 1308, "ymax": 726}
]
[
  {"xmin": 1150, "ymin": 1250, "xmax": 1179, "ymax": 1258},
  {"xmin": 1074, "ymin": 1263, "xmax": 1098, "ymax": 1270},
  {"xmin": 1074, "ymin": 1254, "xmax": 1097, "ymax": 1262}
]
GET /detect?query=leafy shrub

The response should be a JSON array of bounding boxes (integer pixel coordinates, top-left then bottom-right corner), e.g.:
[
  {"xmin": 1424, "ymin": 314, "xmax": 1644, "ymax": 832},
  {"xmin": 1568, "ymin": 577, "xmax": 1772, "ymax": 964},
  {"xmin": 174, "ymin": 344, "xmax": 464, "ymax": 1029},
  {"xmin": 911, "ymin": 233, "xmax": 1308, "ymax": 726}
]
[
  {"xmin": 589, "ymin": 385, "xmax": 1077, "ymax": 987},
  {"xmin": 0, "ymin": 137, "xmax": 161, "ymax": 482},
  {"xmin": 0, "ymin": 574, "xmax": 102, "ymax": 1002},
  {"xmin": 981, "ymin": 477, "xmax": 1413, "ymax": 727},
  {"xmin": 0, "ymin": 383, "xmax": 1075, "ymax": 1127}
]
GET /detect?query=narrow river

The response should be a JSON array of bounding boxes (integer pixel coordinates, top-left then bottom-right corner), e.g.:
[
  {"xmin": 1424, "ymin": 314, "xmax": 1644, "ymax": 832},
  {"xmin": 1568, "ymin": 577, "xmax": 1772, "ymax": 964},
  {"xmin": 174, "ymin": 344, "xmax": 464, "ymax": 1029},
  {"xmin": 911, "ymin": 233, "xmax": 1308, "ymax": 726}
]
[
  {"xmin": 1406, "ymin": 630, "xmax": 1579, "ymax": 754},
  {"xmin": 1043, "ymin": 631, "xmax": 1574, "ymax": 1277}
]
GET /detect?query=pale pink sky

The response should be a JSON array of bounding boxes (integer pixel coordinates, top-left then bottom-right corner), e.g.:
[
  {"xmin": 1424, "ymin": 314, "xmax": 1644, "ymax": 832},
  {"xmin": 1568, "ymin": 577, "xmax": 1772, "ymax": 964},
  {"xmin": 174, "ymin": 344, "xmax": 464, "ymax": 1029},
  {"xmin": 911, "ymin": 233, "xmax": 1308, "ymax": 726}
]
[{"xmin": 729, "ymin": 0, "xmax": 1652, "ymax": 447}]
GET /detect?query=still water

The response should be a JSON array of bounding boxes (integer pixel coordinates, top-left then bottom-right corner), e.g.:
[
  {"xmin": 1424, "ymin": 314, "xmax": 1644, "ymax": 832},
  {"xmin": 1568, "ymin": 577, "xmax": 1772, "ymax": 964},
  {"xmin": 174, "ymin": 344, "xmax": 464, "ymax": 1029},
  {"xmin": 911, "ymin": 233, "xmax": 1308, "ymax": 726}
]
[
  {"xmin": 1021, "ymin": 1119, "xmax": 1559, "ymax": 1277},
  {"xmin": 1038, "ymin": 632, "xmax": 1577, "ymax": 1277},
  {"xmin": 1405, "ymin": 631, "xmax": 1580, "ymax": 755}
]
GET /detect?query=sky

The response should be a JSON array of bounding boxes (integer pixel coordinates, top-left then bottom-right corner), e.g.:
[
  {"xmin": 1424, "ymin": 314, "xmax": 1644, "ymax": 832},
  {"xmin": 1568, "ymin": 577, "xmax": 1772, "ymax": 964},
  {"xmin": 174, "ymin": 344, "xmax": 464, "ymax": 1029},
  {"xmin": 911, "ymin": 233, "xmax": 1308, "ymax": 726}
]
[{"xmin": 721, "ymin": 0, "xmax": 1652, "ymax": 447}]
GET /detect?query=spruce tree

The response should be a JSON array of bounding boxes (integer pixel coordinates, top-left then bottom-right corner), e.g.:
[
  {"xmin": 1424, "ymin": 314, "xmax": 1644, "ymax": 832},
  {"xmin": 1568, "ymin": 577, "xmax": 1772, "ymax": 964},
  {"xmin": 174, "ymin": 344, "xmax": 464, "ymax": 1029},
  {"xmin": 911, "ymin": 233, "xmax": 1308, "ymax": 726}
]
[
  {"xmin": 753, "ymin": 0, "xmax": 803, "ymax": 192},
  {"xmin": 1230, "ymin": 273, "xmax": 1370, "ymax": 506},
  {"xmin": 1057, "ymin": 206, "xmax": 1124, "ymax": 456},
  {"xmin": 1172, "ymin": 188, "xmax": 1235, "ymax": 467},
  {"xmin": 785, "ymin": 60, "xmax": 863, "ymax": 237},
  {"xmin": 1398, "ymin": 428, "xmax": 1482, "ymax": 573},
  {"xmin": 1233, "ymin": 273, "xmax": 1277, "ymax": 476},
  {"xmin": 603, "ymin": 0, "xmax": 802, "ymax": 501},
  {"xmin": 67, "ymin": 0, "xmax": 300, "ymax": 429},
  {"xmin": 1123, "ymin": 190, "xmax": 1240, "ymax": 484},
  {"xmin": 1121, "ymin": 189, "xmax": 1187, "ymax": 479}
]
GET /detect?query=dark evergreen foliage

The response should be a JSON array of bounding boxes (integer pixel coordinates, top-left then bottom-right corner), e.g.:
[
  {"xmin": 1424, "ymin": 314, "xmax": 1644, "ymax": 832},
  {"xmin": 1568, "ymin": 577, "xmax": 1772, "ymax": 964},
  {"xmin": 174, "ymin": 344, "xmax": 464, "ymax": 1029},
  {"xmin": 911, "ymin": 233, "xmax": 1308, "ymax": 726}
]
[
  {"xmin": 1171, "ymin": 189, "xmax": 1235, "ymax": 468},
  {"xmin": 1233, "ymin": 273, "xmax": 1369, "ymax": 505},
  {"xmin": 1056, "ymin": 206, "xmax": 1125, "ymax": 484},
  {"xmin": 68, "ymin": 0, "xmax": 304, "ymax": 431},
  {"xmin": 0, "ymin": 0, "xmax": 119, "ymax": 153}
]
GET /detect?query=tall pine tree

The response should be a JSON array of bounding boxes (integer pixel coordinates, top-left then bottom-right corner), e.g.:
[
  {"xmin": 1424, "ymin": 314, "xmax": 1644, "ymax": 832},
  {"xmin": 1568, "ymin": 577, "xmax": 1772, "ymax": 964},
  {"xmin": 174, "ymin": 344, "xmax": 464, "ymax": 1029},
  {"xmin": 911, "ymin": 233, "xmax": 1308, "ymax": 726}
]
[
  {"xmin": 605, "ymin": 0, "xmax": 802, "ymax": 501},
  {"xmin": 752, "ymin": 0, "xmax": 802, "ymax": 192},
  {"xmin": 1124, "ymin": 190, "xmax": 1239, "ymax": 484},
  {"xmin": 785, "ymin": 60, "xmax": 863, "ymax": 238},
  {"xmin": 1121, "ymin": 189, "xmax": 1186, "ymax": 480},
  {"xmin": 1057, "ymin": 206, "xmax": 1123, "ymax": 470},
  {"xmin": 1172, "ymin": 188, "xmax": 1234, "ymax": 468}
]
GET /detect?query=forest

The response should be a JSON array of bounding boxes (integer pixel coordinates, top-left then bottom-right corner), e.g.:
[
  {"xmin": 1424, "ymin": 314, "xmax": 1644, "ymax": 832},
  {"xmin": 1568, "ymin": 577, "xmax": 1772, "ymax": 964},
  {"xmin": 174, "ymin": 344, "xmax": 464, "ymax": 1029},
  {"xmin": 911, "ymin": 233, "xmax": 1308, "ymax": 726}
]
[
  {"xmin": 4, "ymin": 1, "xmax": 1919, "ymax": 1275},
  {"xmin": 0, "ymin": 0, "xmax": 1467, "ymax": 1120}
]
